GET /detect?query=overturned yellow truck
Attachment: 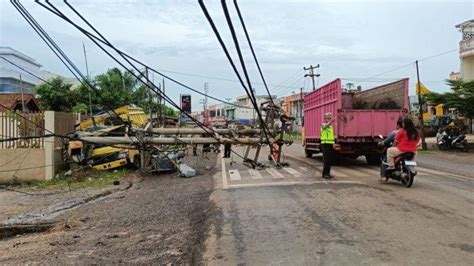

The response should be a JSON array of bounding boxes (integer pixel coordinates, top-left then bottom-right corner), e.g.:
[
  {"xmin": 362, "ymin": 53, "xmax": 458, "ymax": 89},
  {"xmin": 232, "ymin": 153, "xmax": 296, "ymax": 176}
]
[{"xmin": 65, "ymin": 105, "xmax": 147, "ymax": 171}]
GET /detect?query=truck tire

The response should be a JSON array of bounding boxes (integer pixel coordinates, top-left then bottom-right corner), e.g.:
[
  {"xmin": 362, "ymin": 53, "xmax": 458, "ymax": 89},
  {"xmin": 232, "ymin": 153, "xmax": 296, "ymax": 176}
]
[
  {"xmin": 366, "ymin": 154, "xmax": 381, "ymax": 165},
  {"xmin": 305, "ymin": 149, "xmax": 313, "ymax": 158}
]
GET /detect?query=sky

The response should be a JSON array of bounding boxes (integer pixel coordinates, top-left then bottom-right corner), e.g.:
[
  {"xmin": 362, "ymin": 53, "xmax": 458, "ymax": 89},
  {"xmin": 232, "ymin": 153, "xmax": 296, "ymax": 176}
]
[{"xmin": 1, "ymin": 0, "xmax": 472, "ymax": 111}]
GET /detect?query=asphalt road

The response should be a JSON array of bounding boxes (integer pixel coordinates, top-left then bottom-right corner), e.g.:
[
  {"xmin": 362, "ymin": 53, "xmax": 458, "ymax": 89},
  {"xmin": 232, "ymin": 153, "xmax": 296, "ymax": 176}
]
[{"xmin": 202, "ymin": 144, "xmax": 474, "ymax": 265}]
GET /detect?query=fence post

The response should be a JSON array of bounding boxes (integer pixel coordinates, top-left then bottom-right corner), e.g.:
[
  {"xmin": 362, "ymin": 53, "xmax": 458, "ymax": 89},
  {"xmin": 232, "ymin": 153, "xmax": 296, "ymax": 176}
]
[{"xmin": 44, "ymin": 111, "xmax": 55, "ymax": 180}]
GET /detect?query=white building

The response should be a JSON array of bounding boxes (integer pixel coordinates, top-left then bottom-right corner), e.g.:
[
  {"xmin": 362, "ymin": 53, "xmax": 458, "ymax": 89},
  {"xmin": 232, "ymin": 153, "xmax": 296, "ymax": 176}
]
[
  {"xmin": 456, "ymin": 20, "xmax": 474, "ymax": 81},
  {"xmin": 0, "ymin": 47, "xmax": 80, "ymax": 94},
  {"xmin": 0, "ymin": 47, "xmax": 42, "ymax": 94},
  {"xmin": 232, "ymin": 94, "xmax": 277, "ymax": 122}
]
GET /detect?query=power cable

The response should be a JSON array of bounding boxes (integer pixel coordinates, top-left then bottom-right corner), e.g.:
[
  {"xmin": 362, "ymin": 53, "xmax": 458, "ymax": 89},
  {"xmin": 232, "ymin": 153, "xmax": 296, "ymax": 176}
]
[
  {"xmin": 37, "ymin": 1, "xmax": 251, "ymax": 110},
  {"xmin": 37, "ymin": 1, "xmax": 218, "ymax": 139},
  {"xmin": 233, "ymin": 0, "xmax": 274, "ymax": 106},
  {"xmin": 39, "ymin": 1, "xmax": 251, "ymax": 157},
  {"xmin": 220, "ymin": 0, "xmax": 270, "ymax": 133},
  {"xmin": 0, "ymin": 56, "xmax": 51, "ymax": 84},
  {"xmin": 355, "ymin": 48, "xmax": 459, "ymax": 83},
  {"xmin": 11, "ymin": 0, "xmax": 125, "ymax": 125},
  {"xmin": 198, "ymin": 0, "xmax": 274, "ymax": 157}
]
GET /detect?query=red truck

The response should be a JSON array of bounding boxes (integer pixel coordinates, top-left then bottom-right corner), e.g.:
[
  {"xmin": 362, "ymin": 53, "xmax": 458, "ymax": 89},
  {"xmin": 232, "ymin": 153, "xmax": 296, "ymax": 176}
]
[{"xmin": 303, "ymin": 78, "xmax": 409, "ymax": 164}]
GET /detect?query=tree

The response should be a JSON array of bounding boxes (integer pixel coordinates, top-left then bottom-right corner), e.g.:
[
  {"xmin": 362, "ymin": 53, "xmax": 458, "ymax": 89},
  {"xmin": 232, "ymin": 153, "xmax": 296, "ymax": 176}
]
[
  {"xmin": 35, "ymin": 77, "xmax": 77, "ymax": 112},
  {"xmin": 425, "ymin": 79, "xmax": 474, "ymax": 131}
]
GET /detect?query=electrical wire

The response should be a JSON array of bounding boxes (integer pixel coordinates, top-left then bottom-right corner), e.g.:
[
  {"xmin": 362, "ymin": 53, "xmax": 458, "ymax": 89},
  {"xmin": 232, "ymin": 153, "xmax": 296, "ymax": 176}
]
[
  {"xmin": 354, "ymin": 48, "xmax": 459, "ymax": 83},
  {"xmin": 233, "ymin": 0, "xmax": 274, "ymax": 106},
  {"xmin": 11, "ymin": 0, "xmax": 126, "ymax": 125},
  {"xmin": 198, "ymin": 0, "xmax": 274, "ymax": 157},
  {"xmin": 36, "ymin": 1, "xmax": 218, "ymax": 140},
  {"xmin": 38, "ymin": 1, "xmax": 253, "ymax": 159},
  {"xmin": 0, "ymin": 56, "xmax": 51, "ymax": 84},
  {"xmin": 220, "ymin": 0, "xmax": 270, "ymax": 135}
]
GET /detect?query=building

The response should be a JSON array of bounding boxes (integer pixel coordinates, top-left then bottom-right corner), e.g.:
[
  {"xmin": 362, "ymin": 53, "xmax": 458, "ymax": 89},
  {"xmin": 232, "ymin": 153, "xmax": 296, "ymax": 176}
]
[
  {"xmin": 232, "ymin": 94, "xmax": 277, "ymax": 122},
  {"xmin": 456, "ymin": 20, "xmax": 474, "ymax": 81},
  {"xmin": 0, "ymin": 47, "xmax": 42, "ymax": 94},
  {"xmin": 0, "ymin": 93, "xmax": 41, "ymax": 112},
  {"xmin": 204, "ymin": 103, "xmax": 226, "ymax": 127}
]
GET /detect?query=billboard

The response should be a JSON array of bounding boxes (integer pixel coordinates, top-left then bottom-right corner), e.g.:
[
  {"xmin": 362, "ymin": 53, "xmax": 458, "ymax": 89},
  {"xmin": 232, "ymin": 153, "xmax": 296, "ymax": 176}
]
[{"xmin": 180, "ymin": 94, "xmax": 191, "ymax": 113}]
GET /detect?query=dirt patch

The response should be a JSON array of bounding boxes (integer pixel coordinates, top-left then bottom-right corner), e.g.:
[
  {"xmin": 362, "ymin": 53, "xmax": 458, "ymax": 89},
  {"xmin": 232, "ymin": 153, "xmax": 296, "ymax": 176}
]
[{"xmin": 0, "ymin": 152, "xmax": 218, "ymax": 264}]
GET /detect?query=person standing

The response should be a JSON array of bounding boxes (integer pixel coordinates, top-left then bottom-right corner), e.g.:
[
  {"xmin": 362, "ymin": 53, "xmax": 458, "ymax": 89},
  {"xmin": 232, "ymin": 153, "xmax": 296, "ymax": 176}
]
[
  {"xmin": 224, "ymin": 143, "xmax": 232, "ymax": 158},
  {"xmin": 321, "ymin": 112, "xmax": 335, "ymax": 179}
]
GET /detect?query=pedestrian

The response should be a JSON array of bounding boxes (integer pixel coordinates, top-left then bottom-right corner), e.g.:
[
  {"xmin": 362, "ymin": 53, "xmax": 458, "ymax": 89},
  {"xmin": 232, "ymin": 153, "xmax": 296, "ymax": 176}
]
[
  {"xmin": 321, "ymin": 112, "xmax": 335, "ymax": 179},
  {"xmin": 224, "ymin": 143, "xmax": 232, "ymax": 158}
]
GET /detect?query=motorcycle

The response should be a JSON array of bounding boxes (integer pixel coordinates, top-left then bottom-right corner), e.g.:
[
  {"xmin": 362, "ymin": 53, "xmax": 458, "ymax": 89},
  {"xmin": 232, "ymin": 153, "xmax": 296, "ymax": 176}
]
[
  {"xmin": 378, "ymin": 135, "xmax": 417, "ymax": 188},
  {"xmin": 437, "ymin": 131, "xmax": 469, "ymax": 152}
]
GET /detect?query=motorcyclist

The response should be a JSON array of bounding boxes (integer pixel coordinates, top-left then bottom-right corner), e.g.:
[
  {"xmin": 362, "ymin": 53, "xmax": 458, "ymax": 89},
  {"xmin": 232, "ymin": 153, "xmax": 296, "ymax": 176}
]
[
  {"xmin": 383, "ymin": 117, "xmax": 403, "ymax": 147},
  {"xmin": 387, "ymin": 117, "xmax": 420, "ymax": 170}
]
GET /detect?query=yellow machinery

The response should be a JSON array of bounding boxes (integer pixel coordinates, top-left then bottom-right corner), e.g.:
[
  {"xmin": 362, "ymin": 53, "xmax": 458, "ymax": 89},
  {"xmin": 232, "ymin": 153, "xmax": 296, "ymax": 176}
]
[
  {"xmin": 79, "ymin": 105, "xmax": 148, "ymax": 130},
  {"xmin": 66, "ymin": 140, "xmax": 140, "ymax": 171}
]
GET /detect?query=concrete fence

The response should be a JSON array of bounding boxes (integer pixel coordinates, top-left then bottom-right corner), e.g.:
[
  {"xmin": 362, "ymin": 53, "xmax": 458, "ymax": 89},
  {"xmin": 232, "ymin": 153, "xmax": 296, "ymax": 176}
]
[{"xmin": 0, "ymin": 111, "xmax": 79, "ymax": 183}]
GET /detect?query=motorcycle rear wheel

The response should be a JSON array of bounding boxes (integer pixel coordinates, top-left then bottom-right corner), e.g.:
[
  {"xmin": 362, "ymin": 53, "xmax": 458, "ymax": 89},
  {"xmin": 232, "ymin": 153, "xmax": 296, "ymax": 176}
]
[
  {"xmin": 401, "ymin": 166, "xmax": 414, "ymax": 188},
  {"xmin": 462, "ymin": 143, "xmax": 469, "ymax": 152}
]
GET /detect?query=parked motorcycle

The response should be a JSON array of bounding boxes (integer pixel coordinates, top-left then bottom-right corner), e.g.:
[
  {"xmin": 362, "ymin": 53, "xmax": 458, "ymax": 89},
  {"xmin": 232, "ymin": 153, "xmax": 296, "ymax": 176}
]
[
  {"xmin": 437, "ymin": 131, "xmax": 469, "ymax": 152},
  {"xmin": 378, "ymin": 135, "xmax": 417, "ymax": 188}
]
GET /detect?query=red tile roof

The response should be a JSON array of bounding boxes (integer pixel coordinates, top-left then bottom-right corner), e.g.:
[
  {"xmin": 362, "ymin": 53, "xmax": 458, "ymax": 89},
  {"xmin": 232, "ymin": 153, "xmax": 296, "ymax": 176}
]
[{"xmin": 0, "ymin": 93, "xmax": 41, "ymax": 112}]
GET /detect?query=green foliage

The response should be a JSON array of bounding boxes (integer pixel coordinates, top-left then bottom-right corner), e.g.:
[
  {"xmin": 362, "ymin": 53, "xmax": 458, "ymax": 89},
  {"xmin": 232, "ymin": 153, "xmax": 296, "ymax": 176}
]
[
  {"xmin": 34, "ymin": 68, "xmax": 178, "ymax": 116},
  {"xmin": 72, "ymin": 103, "xmax": 89, "ymax": 114},
  {"xmin": 35, "ymin": 77, "xmax": 77, "ymax": 112},
  {"xmin": 425, "ymin": 79, "xmax": 474, "ymax": 119}
]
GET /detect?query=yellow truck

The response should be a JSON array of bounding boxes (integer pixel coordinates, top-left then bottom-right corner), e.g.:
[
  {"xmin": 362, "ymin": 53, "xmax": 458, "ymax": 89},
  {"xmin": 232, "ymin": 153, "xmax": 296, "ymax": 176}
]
[{"xmin": 79, "ymin": 105, "xmax": 148, "ymax": 130}]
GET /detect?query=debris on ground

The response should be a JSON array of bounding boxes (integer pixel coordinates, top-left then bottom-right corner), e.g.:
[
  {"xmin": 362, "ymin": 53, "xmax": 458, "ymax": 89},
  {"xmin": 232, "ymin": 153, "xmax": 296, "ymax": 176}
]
[{"xmin": 179, "ymin": 163, "xmax": 196, "ymax": 178}]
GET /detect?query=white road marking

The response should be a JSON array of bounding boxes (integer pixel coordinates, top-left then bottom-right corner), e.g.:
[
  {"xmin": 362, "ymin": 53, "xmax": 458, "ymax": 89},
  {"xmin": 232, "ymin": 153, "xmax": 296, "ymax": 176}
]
[
  {"xmin": 266, "ymin": 168, "xmax": 285, "ymax": 179},
  {"xmin": 283, "ymin": 167, "xmax": 302, "ymax": 177},
  {"xmin": 329, "ymin": 167, "xmax": 349, "ymax": 177},
  {"xmin": 229, "ymin": 169, "xmax": 242, "ymax": 181},
  {"xmin": 248, "ymin": 169, "xmax": 263, "ymax": 180},
  {"xmin": 227, "ymin": 180, "xmax": 365, "ymax": 189},
  {"xmin": 298, "ymin": 166, "xmax": 309, "ymax": 172},
  {"xmin": 334, "ymin": 167, "xmax": 365, "ymax": 177}
]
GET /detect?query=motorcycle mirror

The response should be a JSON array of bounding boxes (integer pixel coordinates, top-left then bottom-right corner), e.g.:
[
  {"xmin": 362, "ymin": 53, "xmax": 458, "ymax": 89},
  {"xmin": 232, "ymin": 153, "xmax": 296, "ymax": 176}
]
[{"xmin": 379, "ymin": 135, "xmax": 383, "ymax": 139}]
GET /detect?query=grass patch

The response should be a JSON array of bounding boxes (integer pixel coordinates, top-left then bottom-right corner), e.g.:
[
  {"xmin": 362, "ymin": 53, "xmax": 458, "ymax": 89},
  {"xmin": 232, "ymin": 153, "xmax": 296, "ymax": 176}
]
[
  {"xmin": 283, "ymin": 132, "xmax": 302, "ymax": 142},
  {"xmin": 6, "ymin": 168, "xmax": 128, "ymax": 192}
]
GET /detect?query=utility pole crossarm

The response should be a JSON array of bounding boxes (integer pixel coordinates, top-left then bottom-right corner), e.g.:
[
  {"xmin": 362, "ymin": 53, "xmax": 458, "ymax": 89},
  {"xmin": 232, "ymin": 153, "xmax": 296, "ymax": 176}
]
[{"xmin": 304, "ymin": 64, "xmax": 320, "ymax": 91}]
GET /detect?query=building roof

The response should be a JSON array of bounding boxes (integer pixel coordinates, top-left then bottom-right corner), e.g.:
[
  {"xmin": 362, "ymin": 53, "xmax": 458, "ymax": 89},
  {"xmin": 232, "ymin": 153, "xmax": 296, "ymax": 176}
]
[
  {"xmin": 0, "ymin": 93, "xmax": 41, "ymax": 112},
  {"xmin": 0, "ymin": 47, "xmax": 42, "ymax": 68},
  {"xmin": 455, "ymin": 19, "xmax": 474, "ymax": 30}
]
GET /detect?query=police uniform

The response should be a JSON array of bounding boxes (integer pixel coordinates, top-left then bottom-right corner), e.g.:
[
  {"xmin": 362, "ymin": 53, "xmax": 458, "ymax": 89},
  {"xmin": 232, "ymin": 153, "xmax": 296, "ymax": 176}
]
[{"xmin": 321, "ymin": 122, "xmax": 335, "ymax": 178}]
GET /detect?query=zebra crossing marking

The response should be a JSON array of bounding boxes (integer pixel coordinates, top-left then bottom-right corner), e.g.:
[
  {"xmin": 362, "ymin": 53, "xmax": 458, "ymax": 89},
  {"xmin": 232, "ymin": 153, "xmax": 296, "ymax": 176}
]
[
  {"xmin": 283, "ymin": 167, "xmax": 302, "ymax": 177},
  {"xmin": 248, "ymin": 169, "xmax": 263, "ymax": 180},
  {"xmin": 229, "ymin": 169, "xmax": 242, "ymax": 181},
  {"xmin": 266, "ymin": 168, "xmax": 285, "ymax": 179},
  {"xmin": 298, "ymin": 166, "xmax": 309, "ymax": 172}
]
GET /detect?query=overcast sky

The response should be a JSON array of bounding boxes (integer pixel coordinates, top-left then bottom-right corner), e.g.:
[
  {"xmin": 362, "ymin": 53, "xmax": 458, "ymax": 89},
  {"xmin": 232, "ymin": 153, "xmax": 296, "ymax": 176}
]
[{"xmin": 1, "ymin": 0, "xmax": 472, "ymax": 111}]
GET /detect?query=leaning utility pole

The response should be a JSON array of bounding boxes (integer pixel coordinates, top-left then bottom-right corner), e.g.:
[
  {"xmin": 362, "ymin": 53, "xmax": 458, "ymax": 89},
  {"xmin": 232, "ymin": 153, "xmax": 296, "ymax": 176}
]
[
  {"xmin": 162, "ymin": 78, "xmax": 166, "ymax": 127},
  {"xmin": 304, "ymin": 64, "xmax": 320, "ymax": 90},
  {"xmin": 299, "ymin": 87, "xmax": 303, "ymax": 118},
  {"xmin": 20, "ymin": 74, "xmax": 26, "ymax": 112},
  {"xmin": 415, "ymin": 60, "xmax": 427, "ymax": 151},
  {"xmin": 82, "ymin": 42, "xmax": 93, "ymax": 116},
  {"xmin": 145, "ymin": 67, "xmax": 153, "ymax": 122}
]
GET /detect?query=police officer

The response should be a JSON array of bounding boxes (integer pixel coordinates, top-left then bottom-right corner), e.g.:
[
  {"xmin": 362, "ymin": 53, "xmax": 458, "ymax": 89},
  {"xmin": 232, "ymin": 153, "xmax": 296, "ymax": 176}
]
[{"xmin": 321, "ymin": 112, "xmax": 335, "ymax": 179}]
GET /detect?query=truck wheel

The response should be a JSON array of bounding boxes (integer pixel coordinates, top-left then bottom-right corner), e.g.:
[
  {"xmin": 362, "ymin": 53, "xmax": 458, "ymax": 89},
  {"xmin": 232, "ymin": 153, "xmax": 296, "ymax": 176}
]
[
  {"xmin": 366, "ymin": 154, "xmax": 381, "ymax": 165},
  {"xmin": 305, "ymin": 149, "xmax": 313, "ymax": 158}
]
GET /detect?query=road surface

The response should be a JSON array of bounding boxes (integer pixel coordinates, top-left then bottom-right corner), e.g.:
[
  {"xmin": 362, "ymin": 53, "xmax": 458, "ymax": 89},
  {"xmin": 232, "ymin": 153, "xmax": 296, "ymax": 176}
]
[{"xmin": 202, "ymin": 144, "xmax": 474, "ymax": 265}]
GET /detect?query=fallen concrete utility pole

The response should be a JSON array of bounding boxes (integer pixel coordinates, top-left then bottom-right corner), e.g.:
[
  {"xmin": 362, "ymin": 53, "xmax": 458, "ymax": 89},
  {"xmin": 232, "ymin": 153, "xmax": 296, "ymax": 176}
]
[
  {"xmin": 148, "ymin": 128, "xmax": 261, "ymax": 135},
  {"xmin": 80, "ymin": 137, "xmax": 271, "ymax": 145}
]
